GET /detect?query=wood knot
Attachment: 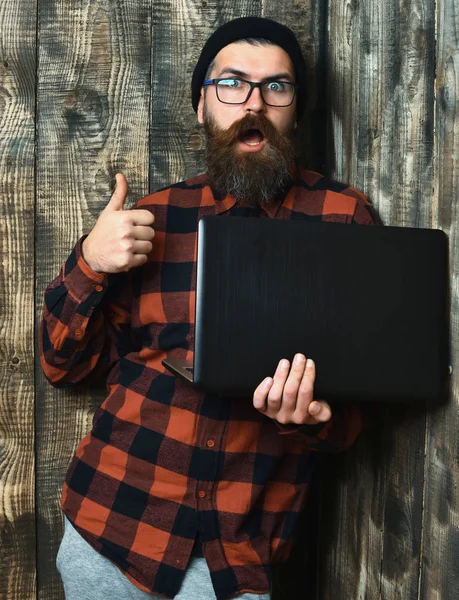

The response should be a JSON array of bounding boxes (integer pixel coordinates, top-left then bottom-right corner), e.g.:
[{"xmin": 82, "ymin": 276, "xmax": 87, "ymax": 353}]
[
  {"xmin": 64, "ymin": 87, "xmax": 109, "ymax": 136},
  {"xmin": 189, "ymin": 129, "xmax": 204, "ymax": 150},
  {"xmin": 64, "ymin": 92, "xmax": 78, "ymax": 109}
]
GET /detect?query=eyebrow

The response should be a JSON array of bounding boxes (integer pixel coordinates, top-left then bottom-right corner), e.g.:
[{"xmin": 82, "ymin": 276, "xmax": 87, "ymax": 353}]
[{"xmin": 216, "ymin": 68, "xmax": 295, "ymax": 82}]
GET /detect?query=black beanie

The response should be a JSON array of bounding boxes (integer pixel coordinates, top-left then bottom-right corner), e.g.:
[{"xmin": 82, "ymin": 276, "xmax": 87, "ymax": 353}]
[{"xmin": 191, "ymin": 17, "xmax": 307, "ymax": 119}]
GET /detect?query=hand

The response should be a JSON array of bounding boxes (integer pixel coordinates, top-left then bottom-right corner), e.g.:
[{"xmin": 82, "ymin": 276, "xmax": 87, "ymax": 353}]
[
  {"xmin": 82, "ymin": 173, "xmax": 155, "ymax": 273},
  {"xmin": 253, "ymin": 354, "xmax": 332, "ymax": 426}
]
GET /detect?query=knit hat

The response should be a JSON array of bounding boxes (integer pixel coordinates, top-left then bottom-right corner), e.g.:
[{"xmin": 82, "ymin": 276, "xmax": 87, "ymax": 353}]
[{"xmin": 191, "ymin": 17, "xmax": 307, "ymax": 119}]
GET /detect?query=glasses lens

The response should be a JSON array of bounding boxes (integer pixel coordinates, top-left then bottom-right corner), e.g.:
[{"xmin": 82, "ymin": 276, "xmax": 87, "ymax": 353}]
[
  {"xmin": 262, "ymin": 81, "xmax": 295, "ymax": 106},
  {"xmin": 216, "ymin": 79, "xmax": 251, "ymax": 104}
]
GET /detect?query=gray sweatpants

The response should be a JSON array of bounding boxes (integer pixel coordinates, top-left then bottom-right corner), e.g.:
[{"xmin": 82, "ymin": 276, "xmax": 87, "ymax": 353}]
[{"xmin": 57, "ymin": 515, "xmax": 271, "ymax": 600}]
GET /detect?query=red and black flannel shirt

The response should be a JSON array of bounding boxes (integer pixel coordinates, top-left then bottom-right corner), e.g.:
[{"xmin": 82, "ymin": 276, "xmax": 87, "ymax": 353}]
[{"xmin": 40, "ymin": 168, "xmax": 382, "ymax": 600}]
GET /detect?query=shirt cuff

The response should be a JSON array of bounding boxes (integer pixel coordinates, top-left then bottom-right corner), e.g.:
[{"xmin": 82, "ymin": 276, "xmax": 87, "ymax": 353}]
[
  {"xmin": 62, "ymin": 236, "xmax": 108, "ymax": 303},
  {"xmin": 275, "ymin": 419, "xmax": 328, "ymax": 437}
]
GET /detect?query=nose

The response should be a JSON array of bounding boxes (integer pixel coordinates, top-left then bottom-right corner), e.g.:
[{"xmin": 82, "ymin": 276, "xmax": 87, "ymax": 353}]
[{"xmin": 244, "ymin": 84, "xmax": 266, "ymax": 113}]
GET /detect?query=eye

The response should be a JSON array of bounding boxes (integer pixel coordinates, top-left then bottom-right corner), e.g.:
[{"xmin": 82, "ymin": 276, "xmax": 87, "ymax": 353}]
[
  {"xmin": 219, "ymin": 78, "xmax": 242, "ymax": 88},
  {"xmin": 266, "ymin": 81, "xmax": 286, "ymax": 92}
]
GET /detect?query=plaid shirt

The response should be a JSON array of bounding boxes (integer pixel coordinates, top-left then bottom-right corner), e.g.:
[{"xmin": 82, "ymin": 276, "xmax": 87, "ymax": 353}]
[{"xmin": 40, "ymin": 168, "xmax": 381, "ymax": 600}]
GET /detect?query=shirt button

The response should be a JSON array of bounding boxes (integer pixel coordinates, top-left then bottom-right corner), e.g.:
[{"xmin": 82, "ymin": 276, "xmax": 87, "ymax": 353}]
[
  {"xmin": 206, "ymin": 439, "xmax": 215, "ymax": 448},
  {"xmin": 198, "ymin": 491, "xmax": 206, "ymax": 499},
  {"xmin": 94, "ymin": 284, "xmax": 103, "ymax": 292},
  {"xmin": 74, "ymin": 328, "xmax": 83, "ymax": 339}
]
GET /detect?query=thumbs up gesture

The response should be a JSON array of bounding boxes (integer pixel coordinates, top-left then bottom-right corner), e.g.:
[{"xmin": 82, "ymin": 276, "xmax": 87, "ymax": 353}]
[{"xmin": 82, "ymin": 173, "xmax": 155, "ymax": 273}]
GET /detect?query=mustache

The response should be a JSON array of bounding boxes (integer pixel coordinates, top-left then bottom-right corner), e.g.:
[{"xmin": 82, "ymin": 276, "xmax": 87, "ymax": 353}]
[{"xmin": 205, "ymin": 113, "xmax": 288, "ymax": 148}]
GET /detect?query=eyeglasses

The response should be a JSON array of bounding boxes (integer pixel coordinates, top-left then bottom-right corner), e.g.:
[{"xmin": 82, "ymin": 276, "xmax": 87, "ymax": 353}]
[{"xmin": 202, "ymin": 77, "xmax": 298, "ymax": 107}]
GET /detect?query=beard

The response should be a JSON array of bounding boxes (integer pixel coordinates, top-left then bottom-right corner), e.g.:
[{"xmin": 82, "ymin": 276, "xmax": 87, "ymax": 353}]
[{"xmin": 204, "ymin": 111, "xmax": 296, "ymax": 207}]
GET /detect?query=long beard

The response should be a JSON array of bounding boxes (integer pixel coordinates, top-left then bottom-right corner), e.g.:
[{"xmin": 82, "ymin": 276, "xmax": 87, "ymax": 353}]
[{"xmin": 204, "ymin": 112, "xmax": 296, "ymax": 207}]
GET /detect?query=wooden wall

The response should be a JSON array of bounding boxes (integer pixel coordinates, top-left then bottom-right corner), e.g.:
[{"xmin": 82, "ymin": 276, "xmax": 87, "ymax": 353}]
[{"xmin": 0, "ymin": 0, "xmax": 457, "ymax": 598}]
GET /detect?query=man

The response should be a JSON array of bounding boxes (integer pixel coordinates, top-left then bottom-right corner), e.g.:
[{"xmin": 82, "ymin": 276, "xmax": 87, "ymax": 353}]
[{"xmin": 40, "ymin": 16, "xmax": 381, "ymax": 600}]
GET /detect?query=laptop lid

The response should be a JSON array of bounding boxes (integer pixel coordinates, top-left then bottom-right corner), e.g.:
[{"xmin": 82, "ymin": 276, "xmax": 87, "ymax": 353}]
[{"xmin": 190, "ymin": 215, "xmax": 449, "ymax": 402}]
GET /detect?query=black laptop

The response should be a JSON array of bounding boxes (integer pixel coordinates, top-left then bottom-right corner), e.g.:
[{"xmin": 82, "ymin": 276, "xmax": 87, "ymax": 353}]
[{"xmin": 163, "ymin": 216, "xmax": 450, "ymax": 402}]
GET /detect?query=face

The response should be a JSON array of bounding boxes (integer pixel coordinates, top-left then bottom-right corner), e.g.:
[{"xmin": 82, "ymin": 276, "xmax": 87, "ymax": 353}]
[{"xmin": 197, "ymin": 41, "xmax": 298, "ymax": 151}]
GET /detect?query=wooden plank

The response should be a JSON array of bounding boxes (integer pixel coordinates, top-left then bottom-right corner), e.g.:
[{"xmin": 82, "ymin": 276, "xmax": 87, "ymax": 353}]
[
  {"xmin": 35, "ymin": 1, "xmax": 151, "ymax": 598},
  {"xmin": 419, "ymin": 0, "xmax": 459, "ymax": 597},
  {"xmin": 316, "ymin": 426, "xmax": 386, "ymax": 600},
  {"xmin": 150, "ymin": 0, "xmax": 262, "ymax": 191},
  {"xmin": 327, "ymin": 0, "xmax": 435, "ymax": 227},
  {"xmin": 0, "ymin": 0, "xmax": 37, "ymax": 598},
  {"xmin": 321, "ymin": 0, "xmax": 436, "ymax": 598},
  {"xmin": 262, "ymin": 0, "xmax": 327, "ymax": 172}
]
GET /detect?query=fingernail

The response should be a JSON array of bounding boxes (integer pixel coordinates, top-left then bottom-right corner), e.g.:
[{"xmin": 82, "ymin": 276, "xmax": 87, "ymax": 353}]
[
  {"xmin": 306, "ymin": 359, "xmax": 314, "ymax": 368},
  {"xmin": 280, "ymin": 359, "xmax": 289, "ymax": 369},
  {"xmin": 294, "ymin": 354, "xmax": 305, "ymax": 365},
  {"xmin": 309, "ymin": 402, "xmax": 320, "ymax": 415},
  {"xmin": 264, "ymin": 377, "xmax": 272, "ymax": 386}
]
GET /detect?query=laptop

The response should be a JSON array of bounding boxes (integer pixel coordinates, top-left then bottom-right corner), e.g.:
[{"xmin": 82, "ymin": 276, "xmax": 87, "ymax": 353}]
[{"xmin": 163, "ymin": 216, "xmax": 450, "ymax": 402}]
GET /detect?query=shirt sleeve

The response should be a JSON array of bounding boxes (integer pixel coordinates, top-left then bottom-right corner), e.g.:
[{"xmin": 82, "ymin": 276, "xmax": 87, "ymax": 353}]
[
  {"xmin": 275, "ymin": 402, "xmax": 371, "ymax": 453},
  {"xmin": 39, "ymin": 236, "xmax": 135, "ymax": 387}
]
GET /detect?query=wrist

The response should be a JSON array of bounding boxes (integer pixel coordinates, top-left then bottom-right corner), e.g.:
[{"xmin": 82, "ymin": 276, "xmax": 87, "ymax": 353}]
[{"xmin": 81, "ymin": 237, "xmax": 103, "ymax": 273}]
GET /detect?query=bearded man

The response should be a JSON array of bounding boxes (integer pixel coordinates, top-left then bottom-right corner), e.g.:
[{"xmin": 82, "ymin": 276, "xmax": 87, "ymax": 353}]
[{"xmin": 40, "ymin": 16, "xmax": 381, "ymax": 600}]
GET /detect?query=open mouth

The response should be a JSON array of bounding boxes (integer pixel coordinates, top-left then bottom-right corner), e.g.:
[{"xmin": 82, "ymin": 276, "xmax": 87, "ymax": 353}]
[{"xmin": 240, "ymin": 128, "xmax": 265, "ymax": 146}]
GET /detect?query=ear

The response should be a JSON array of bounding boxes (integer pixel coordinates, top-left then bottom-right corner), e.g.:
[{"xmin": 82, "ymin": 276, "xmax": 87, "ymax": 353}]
[{"xmin": 197, "ymin": 90, "xmax": 205, "ymax": 124}]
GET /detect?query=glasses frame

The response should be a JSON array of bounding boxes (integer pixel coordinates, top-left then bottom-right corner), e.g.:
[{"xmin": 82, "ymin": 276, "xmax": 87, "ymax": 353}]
[{"xmin": 202, "ymin": 77, "xmax": 298, "ymax": 107}]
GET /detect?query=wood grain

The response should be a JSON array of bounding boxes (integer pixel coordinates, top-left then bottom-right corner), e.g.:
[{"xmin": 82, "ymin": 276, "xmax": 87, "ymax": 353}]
[
  {"xmin": 35, "ymin": 1, "xmax": 151, "ymax": 598},
  {"xmin": 322, "ymin": 0, "xmax": 436, "ymax": 598},
  {"xmin": 0, "ymin": 1, "xmax": 37, "ymax": 598},
  {"xmin": 327, "ymin": 0, "xmax": 435, "ymax": 227},
  {"xmin": 149, "ymin": 0, "xmax": 262, "ymax": 192},
  {"xmin": 419, "ymin": 0, "xmax": 459, "ymax": 598}
]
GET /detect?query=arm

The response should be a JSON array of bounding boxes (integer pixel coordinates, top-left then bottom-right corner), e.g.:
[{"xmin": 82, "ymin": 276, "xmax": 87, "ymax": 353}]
[
  {"xmin": 39, "ymin": 174, "xmax": 155, "ymax": 387},
  {"xmin": 275, "ymin": 401, "xmax": 367, "ymax": 454},
  {"xmin": 39, "ymin": 238, "xmax": 133, "ymax": 386}
]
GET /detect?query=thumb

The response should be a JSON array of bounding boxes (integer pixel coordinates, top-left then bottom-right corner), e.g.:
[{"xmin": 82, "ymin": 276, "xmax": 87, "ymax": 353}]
[{"xmin": 105, "ymin": 173, "xmax": 128, "ymax": 211}]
